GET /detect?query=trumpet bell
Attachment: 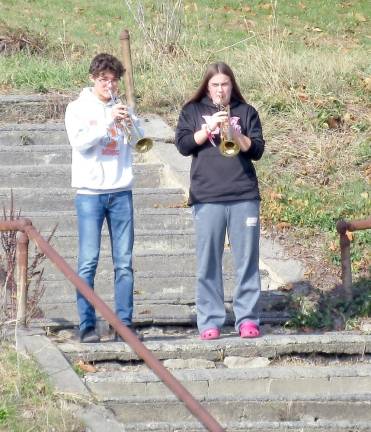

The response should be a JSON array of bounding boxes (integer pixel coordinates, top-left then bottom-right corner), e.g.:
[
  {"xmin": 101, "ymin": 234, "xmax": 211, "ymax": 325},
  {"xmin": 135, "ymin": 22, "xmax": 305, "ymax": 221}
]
[
  {"xmin": 135, "ymin": 137, "xmax": 153, "ymax": 153},
  {"xmin": 219, "ymin": 139, "xmax": 240, "ymax": 157}
]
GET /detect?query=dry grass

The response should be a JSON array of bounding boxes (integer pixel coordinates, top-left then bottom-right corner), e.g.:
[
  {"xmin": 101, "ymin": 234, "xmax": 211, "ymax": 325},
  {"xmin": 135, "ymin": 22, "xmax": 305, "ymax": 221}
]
[
  {"xmin": 0, "ymin": 342, "xmax": 84, "ymax": 431},
  {"xmin": 0, "ymin": 20, "xmax": 47, "ymax": 55}
]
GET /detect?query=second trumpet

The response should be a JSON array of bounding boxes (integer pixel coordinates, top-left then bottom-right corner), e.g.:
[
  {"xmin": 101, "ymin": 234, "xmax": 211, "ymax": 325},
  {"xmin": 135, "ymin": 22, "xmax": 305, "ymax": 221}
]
[
  {"xmin": 219, "ymin": 104, "xmax": 240, "ymax": 158},
  {"xmin": 109, "ymin": 90, "xmax": 153, "ymax": 153}
]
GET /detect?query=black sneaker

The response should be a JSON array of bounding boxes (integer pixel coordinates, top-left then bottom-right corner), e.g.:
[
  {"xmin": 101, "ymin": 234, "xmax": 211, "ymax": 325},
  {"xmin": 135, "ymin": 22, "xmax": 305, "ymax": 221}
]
[
  {"xmin": 80, "ymin": 328, "xmax": 100, "ymax": 343},
  {"xmin": 114, "ymin": 325, "xmax": 144, "ymax": 342}
]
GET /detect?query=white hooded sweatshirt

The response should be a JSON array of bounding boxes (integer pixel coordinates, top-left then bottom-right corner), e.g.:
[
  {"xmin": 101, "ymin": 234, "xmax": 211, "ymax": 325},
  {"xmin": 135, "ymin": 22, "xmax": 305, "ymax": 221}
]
[{"xmin": 65, "ymin": 87, "xmax": 141, "ymax": 194}]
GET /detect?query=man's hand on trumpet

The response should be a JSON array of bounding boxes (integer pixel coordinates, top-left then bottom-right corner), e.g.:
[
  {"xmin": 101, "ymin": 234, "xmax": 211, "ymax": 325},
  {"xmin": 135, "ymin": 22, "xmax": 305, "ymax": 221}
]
[{"xmin": 111, "ymin": 102, "xmax": 132, "ymax": 128}]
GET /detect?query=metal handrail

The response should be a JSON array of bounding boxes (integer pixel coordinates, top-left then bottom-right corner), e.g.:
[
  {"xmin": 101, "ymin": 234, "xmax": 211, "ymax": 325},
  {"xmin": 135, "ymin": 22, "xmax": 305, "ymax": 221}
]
[
  {"xmin": 0, "ymin": 218, "xmax": 225, "ymax": 432},
  {"xmin": 336, "ymin": 217, "xmax": 371, "ymax": 299}
]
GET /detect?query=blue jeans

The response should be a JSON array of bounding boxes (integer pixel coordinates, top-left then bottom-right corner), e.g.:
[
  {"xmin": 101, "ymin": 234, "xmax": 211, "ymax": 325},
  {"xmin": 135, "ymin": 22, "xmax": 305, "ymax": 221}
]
[
  {"xmin": 75, "ymin": 191, "xmax": 134, "ymax": 332},
  {"xmin": 193, "ymin": 200, "xmax": 261, "ymax": 332}
]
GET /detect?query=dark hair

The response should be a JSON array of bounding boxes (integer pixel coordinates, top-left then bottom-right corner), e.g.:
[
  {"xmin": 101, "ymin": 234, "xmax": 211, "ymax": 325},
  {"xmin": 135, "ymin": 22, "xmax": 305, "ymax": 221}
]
[
  {"xmin": 89, "ymin": 53, "xmax": 125, "ymax": 79},
  {"xmin": 186, "ymin": 62, "xmax": 245, "ymax": 105}
]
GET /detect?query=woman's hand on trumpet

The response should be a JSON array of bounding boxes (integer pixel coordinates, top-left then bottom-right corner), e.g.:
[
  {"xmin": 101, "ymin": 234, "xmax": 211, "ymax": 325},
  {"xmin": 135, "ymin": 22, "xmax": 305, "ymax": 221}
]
[
  {"xmin": 194, "ymin": 109, "xmax": 228, "ymax": 146},
  {"xmin": 207, "ymin": 110, "xmax": 228, "ymax": 133}
]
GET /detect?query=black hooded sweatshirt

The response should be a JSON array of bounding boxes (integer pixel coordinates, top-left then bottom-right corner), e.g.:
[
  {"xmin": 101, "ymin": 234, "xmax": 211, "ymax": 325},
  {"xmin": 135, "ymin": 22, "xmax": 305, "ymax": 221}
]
[{"xmin": 175, "ymin": 96, "xmax": 265, "ymax": 206}]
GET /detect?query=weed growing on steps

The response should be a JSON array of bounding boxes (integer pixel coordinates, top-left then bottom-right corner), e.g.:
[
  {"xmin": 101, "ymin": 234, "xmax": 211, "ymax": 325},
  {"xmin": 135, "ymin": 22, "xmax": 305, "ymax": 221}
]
[
  {"xmin": 0, "ymin": 191, "xmax": 57, "ymax": 328},
  {"xmin": 286, "ymin": 278, "xmax": 371, "ymax": 331}
]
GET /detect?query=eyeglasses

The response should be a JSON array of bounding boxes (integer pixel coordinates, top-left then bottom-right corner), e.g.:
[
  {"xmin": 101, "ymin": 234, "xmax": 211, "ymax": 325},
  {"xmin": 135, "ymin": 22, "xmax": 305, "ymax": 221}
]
[{"xmin": 97, "ymin": 77, "xmax": 120, "ymax": 85}]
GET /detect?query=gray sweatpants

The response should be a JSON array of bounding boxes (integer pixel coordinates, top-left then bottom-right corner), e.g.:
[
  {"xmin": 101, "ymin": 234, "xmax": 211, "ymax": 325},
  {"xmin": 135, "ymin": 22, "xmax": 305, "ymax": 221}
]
[{"xmin": 192, "ymin": 200, "xmax": 261, "ymax": 332}]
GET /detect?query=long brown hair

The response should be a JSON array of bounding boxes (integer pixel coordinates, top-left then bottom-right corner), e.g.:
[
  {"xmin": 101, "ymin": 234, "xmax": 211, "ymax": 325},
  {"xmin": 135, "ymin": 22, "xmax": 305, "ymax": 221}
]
[{"xmin": 186, "ymin": 62, "xmax": 246, "ymax": 105}]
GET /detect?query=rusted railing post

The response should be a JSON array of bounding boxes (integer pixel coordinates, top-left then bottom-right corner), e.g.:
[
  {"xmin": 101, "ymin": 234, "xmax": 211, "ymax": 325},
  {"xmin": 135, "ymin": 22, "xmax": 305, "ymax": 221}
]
[
  {"xmin": 120, "ymin": 29, "xmax": 136, "ymax": 109},
  {"xmin": 336, "ymin": 217, "xmax": 371, "ymax": 300},
  {"xmin": 336, "ymin": 220, "xmax": 352, "ymax": 299},
  {"xmin": 16, "ymin": 231, "xmax": 29, "ymax": 327}
]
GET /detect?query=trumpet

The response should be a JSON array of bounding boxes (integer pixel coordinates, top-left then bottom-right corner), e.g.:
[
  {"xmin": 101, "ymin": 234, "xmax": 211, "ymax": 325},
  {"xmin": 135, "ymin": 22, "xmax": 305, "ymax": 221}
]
[
  {"xmin": 109, "ymin": 90, "xmax": 153, "ymax": 153},
  {"xmin": 218, "ymin": 103, "xmax": 240, "ymax": 158}
]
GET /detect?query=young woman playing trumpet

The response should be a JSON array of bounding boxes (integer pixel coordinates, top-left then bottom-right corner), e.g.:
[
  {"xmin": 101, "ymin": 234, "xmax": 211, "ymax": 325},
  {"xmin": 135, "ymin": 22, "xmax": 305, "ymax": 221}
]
[{"xmin": 175, "ymin": 62, "xmax": 265, "ymax": 340}]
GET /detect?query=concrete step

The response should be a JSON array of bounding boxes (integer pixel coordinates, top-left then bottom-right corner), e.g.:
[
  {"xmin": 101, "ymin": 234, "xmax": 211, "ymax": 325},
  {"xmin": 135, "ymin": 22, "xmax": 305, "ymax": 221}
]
[
  {"xmin": 56, "ymin": 332, "xmax": 371, "ymax": 431},
  {"xmin": 0, "ymin": 117, "xmax": 175, "ymax": 145},
  {"xmin": 0, "ymin": 187, "xmax": 186, "ymax": 211},
  {"xmin": 39, "ymin": 301, "xmax": 286, "ymax": 327},
  {"xmin": 0, "ymin": 123, "xmax": 67, "ymax": 146},
  {"xmin": 85, "ymin": 365, "xmax": 371, "ymax": 402},
  {"xmin": 41, "ymin": 250, "xmax": 198, "ymax": 274},
  {"xmin": 23, "ymin": 208, "xmax": 194, "ymax": 231},
  {"xmin": 46, "ymin": 229, "xmax": 195, "ymax": 253},
  {"xmin": 108, "ymin": 398, "xmax": 371, "ymax": 428},
  {"xmin": 57, "ymin": 332, "xmax": 371, "ymax": 363},
  {"xmin": 0, "ymin": 144, "xmax": 147, "ymax": 165},
  {"xmin": 116, "ymin": 419, "xmax": 371, "ymax": 432},
  {"xmin": 36, "ymin": 269, "xmax": 282, "ymax": 319},
  {"xmin": 36, "ymin": 292, "xmax": 284, "ymax": 328},
  {"xmin": 0, "ymin": 145, "xmax": 72, "ymax": 165},
  {"xmin": 0, "ymin": 94, "xmax": 70, "ymax": 123},
  {"xmin": 0, "ymin": 163, "xmax": 165, "ymax": 188},
  {"xmin": 39, "ymin": 283, "xmax": 284, "ymax": 310}
]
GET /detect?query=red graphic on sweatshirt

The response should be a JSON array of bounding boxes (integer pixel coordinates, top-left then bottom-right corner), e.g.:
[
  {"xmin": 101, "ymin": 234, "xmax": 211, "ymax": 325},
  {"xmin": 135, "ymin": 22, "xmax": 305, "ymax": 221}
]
[{"xmin": 102, "ymin": 126, "xmax": 120, "ymax": 156}]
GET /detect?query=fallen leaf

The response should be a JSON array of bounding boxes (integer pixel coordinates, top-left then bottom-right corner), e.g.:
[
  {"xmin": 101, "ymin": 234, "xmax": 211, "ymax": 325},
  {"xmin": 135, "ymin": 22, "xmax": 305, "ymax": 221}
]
[
  {"xmin": 363, "ymin": 77, "xmax": 371, "ymax": 91},
  {"xmin": 277, "ymin": 222, "xmax": 291, "ymax": 230},
  {"xmin": 297, "ymin": 92, "xmax": 309, "ymax": 102},
  {"xmin": 346, "ymin": 231, "xmax": 353, "ymax": 241},
  {"xmin": 76, "ymin": 360, "xmax": 97, "ymax": 373},
  {"xmin": 326, "ymin": 116, "xmax": 342, "ymax": 129},
  {"xmin": 329, "ymin": 241, "xmax": 338, "ymax": 252}
]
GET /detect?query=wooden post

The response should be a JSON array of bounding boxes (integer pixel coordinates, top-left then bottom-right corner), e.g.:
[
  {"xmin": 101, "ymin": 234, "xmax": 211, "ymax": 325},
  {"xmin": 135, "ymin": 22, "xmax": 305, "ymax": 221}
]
[
  {"xmin": 120, "ymin": 29, "xmax": 136, "ymax": 109},
  {"xmin": 16, "ymin": 231, "xmax": 29, "ymax": 327}
]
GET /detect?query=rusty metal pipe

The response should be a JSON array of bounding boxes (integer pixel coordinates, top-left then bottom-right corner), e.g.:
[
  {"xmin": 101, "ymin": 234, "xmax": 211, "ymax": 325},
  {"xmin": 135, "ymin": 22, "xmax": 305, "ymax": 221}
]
[
  {"xmin": 11, "ymin": 221, "xmax": 225, "ymax": 432},
  {"xmin": 336, "ymin": 217, "xmax": 371, "ymax": 300},
  {"xmin": 336, "ymin": 218, "xmax": 371, "ymax": 234},
  {"xmin": 16, "ymin": 231, "xmax": 29, "ymax": 327},
  {"xmin": 0, "ymin": 220, "xmax": 23, "ymax": 232}
]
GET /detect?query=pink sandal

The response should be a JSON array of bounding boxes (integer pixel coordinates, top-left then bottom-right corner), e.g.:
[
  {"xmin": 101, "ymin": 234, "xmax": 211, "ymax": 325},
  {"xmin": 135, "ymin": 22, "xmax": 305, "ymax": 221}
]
[
  {"xmin": 200, "ymin": 328, "xmax": 220, "ymax": 340},
  {"xmin": 239, "ymin": 321, "xmax": 260, "ymax": 338}
]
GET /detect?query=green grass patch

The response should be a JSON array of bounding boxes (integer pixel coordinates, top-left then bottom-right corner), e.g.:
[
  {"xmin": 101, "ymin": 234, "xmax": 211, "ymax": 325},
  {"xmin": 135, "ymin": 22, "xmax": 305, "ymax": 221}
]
[
  {"xmin": 0, "ymin": 343, "xmax": 84, "ymax": 431},
  {"xmin": 286, "ymin": 278, "xmax": 371, "ymax": 330}
]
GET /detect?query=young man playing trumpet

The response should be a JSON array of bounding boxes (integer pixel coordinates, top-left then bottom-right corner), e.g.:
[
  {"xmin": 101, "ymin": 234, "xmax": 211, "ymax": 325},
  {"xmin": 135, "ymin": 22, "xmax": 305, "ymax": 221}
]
[{"xmin": 65, "ymin": 53, "xmax": 142, "ymax": 343}]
